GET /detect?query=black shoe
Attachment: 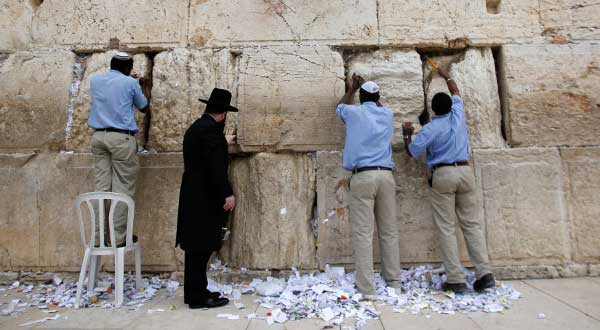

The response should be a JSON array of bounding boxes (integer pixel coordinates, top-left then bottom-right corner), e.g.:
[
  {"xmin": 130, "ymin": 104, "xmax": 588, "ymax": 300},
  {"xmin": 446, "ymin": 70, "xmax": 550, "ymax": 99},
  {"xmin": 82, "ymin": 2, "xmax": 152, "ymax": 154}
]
[
  {"xmin": 185, "ymin": 291, "xmax": 220, "ymax": 304},
  {"xmin": 116, "ymin": 235, "xmax": 138, "ymax": 248},
  {"xmin": 189, "ymin": 297, "xmax": 229, "ymax": 309},
  {"xmin": 473, "ymin": 273, "xmax": 495, "ymax": 292},
  {"xmin": 442, "ymin": 282, "xmax": 468, "ymax": 294}
]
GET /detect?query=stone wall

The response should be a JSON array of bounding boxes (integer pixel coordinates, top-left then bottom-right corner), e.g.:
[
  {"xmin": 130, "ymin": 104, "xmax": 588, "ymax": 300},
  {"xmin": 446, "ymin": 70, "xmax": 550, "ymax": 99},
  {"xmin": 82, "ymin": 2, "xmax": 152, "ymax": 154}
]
[{"xmin": 1, "ymin": 0, "xmax": 599, "ymax": 278}]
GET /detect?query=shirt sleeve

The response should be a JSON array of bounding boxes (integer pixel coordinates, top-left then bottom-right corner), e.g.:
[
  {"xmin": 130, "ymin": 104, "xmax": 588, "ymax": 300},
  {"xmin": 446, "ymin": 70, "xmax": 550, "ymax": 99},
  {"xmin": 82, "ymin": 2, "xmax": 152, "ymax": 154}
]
[
  {"xmin": 408, "ymin": 124, "xmax": 436, "ymax": 159},
  {"xmin": 132, "ymin": 80, "xmax": 148, "ymax": 110},
  {"xmin": 451, "ymin": 95, "xmax": 464, "ymax": 115},
  {"xmin": 336, "ymin": 104, "xmax": 348, "ymax": 123}
]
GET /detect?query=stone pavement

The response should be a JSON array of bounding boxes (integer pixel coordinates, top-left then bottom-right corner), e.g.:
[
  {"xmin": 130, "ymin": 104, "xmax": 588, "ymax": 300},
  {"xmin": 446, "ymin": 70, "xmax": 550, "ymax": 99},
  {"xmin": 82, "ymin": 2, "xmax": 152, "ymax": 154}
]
[{"xmin": 1, "ymin": 277, "xmax": 599, "ymax": 330}]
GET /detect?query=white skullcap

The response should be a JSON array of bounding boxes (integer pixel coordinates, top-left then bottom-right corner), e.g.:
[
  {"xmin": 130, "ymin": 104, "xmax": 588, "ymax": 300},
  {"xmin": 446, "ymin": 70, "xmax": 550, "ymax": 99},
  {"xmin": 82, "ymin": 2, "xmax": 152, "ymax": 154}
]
[
  {"xmin": 361, "ymin": 81, "xmax": 380, "ymax": 94},
  {"xmin": 113, "ymin": 51, "xmax": 131, "ymax": 60}
]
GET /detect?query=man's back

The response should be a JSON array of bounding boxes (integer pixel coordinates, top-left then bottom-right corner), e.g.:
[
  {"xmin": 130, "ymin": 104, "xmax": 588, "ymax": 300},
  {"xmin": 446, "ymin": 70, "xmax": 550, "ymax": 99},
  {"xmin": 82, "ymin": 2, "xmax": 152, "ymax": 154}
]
[
  {"xmin": 89, "ymin": 70, "xmax": 147, "ymax": 131},
  {"xmin": 336, "ymin": 101, "xmax": 395, "ymax": 171}
]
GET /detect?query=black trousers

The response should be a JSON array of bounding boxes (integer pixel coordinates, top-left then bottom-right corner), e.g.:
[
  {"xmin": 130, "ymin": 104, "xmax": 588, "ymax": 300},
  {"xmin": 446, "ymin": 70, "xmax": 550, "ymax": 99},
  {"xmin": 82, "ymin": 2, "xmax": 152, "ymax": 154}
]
[{"xmin": 184, "ymin": 251, "xmax": 213, "ymax": 304}]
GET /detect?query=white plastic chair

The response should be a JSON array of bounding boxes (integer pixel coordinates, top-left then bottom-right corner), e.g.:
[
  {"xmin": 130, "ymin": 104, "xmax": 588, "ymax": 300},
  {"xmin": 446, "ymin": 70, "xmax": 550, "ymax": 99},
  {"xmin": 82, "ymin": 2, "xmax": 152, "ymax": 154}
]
[{"xmin": 74, "ymin": 192, "xmax": 142, "ymax": 308}]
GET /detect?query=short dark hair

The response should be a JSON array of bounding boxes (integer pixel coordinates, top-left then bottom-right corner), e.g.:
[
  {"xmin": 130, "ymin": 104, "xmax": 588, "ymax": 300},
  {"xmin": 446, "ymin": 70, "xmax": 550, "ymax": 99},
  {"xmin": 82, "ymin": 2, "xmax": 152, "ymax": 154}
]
[
  {"xmin": 359, "ymin": 89, "xmax": 380, "ymax": 104},
  {"xmin": 110, "ymin": 57, "xmax": 134, "ymax": 75},
  {"xmin": 431, "ymin": 92, "xmax": 452, "ymax": 115}
]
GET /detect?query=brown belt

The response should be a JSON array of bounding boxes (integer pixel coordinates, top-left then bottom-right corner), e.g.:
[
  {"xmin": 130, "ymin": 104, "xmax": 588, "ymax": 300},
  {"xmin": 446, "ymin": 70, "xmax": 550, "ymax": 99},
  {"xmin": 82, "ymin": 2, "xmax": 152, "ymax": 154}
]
[{"xmin": 432, "ymin": 161, "xmax": 469, "ymax": 171}]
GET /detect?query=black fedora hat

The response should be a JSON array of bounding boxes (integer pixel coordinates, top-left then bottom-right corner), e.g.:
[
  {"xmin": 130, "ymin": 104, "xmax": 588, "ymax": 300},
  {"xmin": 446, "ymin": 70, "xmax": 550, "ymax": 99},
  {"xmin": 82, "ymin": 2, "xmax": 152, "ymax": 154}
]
[{"xmin": 199, "ymin": 88, "xmax": 238, "ymax": 113}]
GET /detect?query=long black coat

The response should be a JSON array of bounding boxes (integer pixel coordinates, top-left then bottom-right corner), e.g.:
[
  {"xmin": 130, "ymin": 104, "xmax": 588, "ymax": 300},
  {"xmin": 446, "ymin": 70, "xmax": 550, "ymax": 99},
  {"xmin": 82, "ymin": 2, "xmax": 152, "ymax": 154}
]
[{"xmin": 176, "ymin": 114, "xmax": 233, "ymax": 253}]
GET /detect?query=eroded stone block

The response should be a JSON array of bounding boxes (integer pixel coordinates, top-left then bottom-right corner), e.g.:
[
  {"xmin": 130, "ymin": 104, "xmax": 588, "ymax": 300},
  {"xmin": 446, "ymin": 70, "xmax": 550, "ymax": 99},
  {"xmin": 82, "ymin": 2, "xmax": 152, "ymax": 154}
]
[
  {"xmin": 347, "ymin": 49, "xmax": 424, "ymax": 146},
  {"xmin": 540, "ymin": 0, "xmax": 600, "ymax": 43},
  {"xmin": 150, "ymin": 48, "xmax": 237, "ymax": 152},
  {"xmin": 505, "ymin": 44, "xmax": 600, "ymax": 147},
  {"xmin": 425, "ymin": 48, "xmax": 504, "ymax": 149},
  {"xmin": 237, "ymin": 46, "xmax": 345, "ymax": 152},
  {"xmin": 379, "ymin": 0, "xmax": 542, "ymax": 47},
  {"xmin": 0, "ymin": 50, "xmax": 75, "ymax": 151},
  {"xmin": 31, "ymin": 0, "xmax": 188, "ymax": 50},
  {"xmin": 0, "ymin": 153, "xmax": 39, "ymax": 269},
  {"xmin": 561, "ymin": 147, "xmax": 600, "ymax": 262},
  {"xmin": 189, "ymin": 0, "xmax": 378, "ymax": 47},
  {"xmin": 68, "ymin": 51, "xmax": 151, "ymax": 151},
  {"xmin": 474, "ymin": 148, "xmax": 570, "ymax": 265},
  {"xmin": 221, "ymin": 153, "xmax": 317, "ymax": 269},
  {"xmin": 0, "ymin": 0, "xmax": 33, "ymax": 51}
]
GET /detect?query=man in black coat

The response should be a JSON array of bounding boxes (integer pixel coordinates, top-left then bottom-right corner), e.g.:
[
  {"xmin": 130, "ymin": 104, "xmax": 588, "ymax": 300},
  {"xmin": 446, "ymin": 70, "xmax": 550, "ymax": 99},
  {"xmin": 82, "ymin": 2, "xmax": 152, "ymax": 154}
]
[{"xmin": 176, "ymin": 88, "xmax": 237, "ymax": 309}]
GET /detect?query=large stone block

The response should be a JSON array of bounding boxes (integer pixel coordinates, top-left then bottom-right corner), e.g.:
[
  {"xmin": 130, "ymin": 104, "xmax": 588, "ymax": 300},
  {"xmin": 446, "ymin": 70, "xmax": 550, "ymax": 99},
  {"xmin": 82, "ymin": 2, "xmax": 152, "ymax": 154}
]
[
  {"xmin": 540, "ymin": 0, "xmax": 600, "ymax": 43},
  {"xmin": 474, "ymin": 148, "xmax": 570, "ymax": 266},
  {"xmin": 67, "ymin": 51, "xmax": 151, "ymax": 151},
  {"xmin": 315, "ymin": 151, "xmax": 471, "ymax": 268},
  {"xmin": 424, "ymin": 48, "xmax": 505, "ymax": 149},
  {"xmin": 504, "ymin": 44, "xmax": 600, "ymax": 147},
  {"xmin": 0, "ymin": 0, "xmax": 33, "ymax": 51},
  {"xmin": 347, "ymin": 49, "xmax": 424, "ymax": 146},
  {"xmin": 561, "ymin": 147, "xmax": 600, "ymax": 262},
  {"xmin": 237, "ymin": 46, "xmax": 345, "ymax": 152},
  {"xmin": 189, "ymin": 0, "xmax": 378, "ymax": 47},
  {"xmin": 0, "ymin": 50, "xmax": 75, "ymax": 152},
  {"xmin": 150, "ymin": 48, "xmax": 237, "ymax": 152},
  {"xmin": 31, "ymin": 0, "xmax": 188, "ymax": 50},
  {"xmin": 378, "ymin": 0, "xmax": 542, "ymax": 47},
  {"xmin": 221, "ymin": 153, "xmax": 317, "ymax": 269},
  {"xmin": 0, "ymin": 153, "xmax": 39, "ymax": 269}
]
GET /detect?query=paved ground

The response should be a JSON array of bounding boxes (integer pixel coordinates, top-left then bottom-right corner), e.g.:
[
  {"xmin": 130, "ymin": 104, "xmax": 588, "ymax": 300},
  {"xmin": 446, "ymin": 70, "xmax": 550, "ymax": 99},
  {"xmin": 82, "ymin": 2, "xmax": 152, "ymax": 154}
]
[{"xmin": 1, "ymin": 277, "xmax": 599, "ymax": 330}]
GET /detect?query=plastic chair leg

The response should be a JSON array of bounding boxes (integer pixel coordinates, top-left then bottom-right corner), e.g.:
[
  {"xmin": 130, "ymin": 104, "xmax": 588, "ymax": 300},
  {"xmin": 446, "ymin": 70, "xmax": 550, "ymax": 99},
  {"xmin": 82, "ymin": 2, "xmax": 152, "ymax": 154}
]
[
  {"xmin": 88, "ymin": 255, "xmax": 100, "ymax": 291},
  {"xmin": 75, "ymin": 248, "xmax": 91, "ymax": 308},
  {"xmin": 114, "ymin": 248, "xmax": 125, "ymax": 307},
  {"xmin": 135, "ymin": 244, "xmax": 143, "ymax": 290}
]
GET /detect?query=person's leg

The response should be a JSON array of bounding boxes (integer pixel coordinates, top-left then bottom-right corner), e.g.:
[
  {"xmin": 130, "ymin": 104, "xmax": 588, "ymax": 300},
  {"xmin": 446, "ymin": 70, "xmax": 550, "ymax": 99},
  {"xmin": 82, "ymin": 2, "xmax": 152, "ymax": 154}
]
[
  {"xmin": 430, "ymin": 167, "xmax": 464, "ymax": 284},
  {"xmin": 349, "ymin": 172, "xmax": 377, "ymax": 296},
  {"xmin": 374, "ymin": 171, "xmax": 401, "ymax": 288},
  {"xmin": 106, "ymin": 133, "xmax": 139, "ymax": 245},
  {"xmin": 455, "ymin": 167, "xmax": 492, "ymax": 280},
  {"xmin": 91, "ymin": 132, "xmax": 111, "ymax": 245},
  {"xmin": 184, "ymin": 251, "xmax": 212, "ymax": 305}
]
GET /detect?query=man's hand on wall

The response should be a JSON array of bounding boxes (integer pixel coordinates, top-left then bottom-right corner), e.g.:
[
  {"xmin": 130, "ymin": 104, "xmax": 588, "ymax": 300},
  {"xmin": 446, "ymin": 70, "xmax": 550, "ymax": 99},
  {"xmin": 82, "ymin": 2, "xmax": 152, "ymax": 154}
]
[{"xmin": 224, "ymin": 195, "xmax": 236, "ymax": 211}]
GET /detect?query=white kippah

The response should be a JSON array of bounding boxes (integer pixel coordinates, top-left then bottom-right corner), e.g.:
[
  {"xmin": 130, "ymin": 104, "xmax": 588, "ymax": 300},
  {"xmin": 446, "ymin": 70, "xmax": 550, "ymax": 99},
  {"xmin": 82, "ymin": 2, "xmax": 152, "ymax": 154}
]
[
  {"xmin": 113, "ymin": 51, "xmax": 131, "ymax": 60},
  {"xmin": 361, "ymin": 81, "xmax": 380, "ymax": 94}
]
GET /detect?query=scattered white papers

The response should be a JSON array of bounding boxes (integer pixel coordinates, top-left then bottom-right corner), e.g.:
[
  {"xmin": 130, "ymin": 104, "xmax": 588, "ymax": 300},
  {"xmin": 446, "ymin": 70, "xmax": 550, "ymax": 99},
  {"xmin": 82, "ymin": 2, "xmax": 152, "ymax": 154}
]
[
  {"xmin": 18, "ymin": 314, "xmax": 60, "ymax": 327},
  {"xmin": 279, "ymin": 208, "xmax": 287, "ymax": 215},
  {"xmin": 538, "ymin": 313, "xmax": 546, "ymax": 319},
  {"xmin": 217, "ymin": 313, "xmax": 240, "ymax": 320},
  {"xmin": 166, "ymin": 280, "xmax": 179, "ymax": 294}
]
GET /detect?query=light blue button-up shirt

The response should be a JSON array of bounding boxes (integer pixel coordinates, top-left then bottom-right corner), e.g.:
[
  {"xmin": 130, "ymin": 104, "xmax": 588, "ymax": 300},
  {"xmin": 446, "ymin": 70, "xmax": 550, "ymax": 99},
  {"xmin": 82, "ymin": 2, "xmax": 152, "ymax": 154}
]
[
  {"xmin": 408, "ymin": 96, "xmax": 470, "ymax": 169},
  {"xmin": 336, "ymin": 102, "xmax": 395, "ymax": 171},
  {"xmin": 88, "ymin": 70, "xmax": 148, "ymax": 131}
]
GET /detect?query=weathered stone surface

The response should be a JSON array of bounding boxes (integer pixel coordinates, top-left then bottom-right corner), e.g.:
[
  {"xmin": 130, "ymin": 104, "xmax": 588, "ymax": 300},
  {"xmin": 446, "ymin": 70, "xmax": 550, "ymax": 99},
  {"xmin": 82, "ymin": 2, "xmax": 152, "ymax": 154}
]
[
  {"xmin": 67, "ymin": 51, "xmax": 151, "ymax": 151},
  {"xmin": 0, "ymin": 50, "xmax": 75, "ymax": 152},
  {"xmin": 31, "ymin": 0, "xmax": 188, "ymax": 50},
  {"xmin": 0, "ymin": 0, "xmax": 32, "ymax": 51},
  {"xmin": 189, "ymin": 0, "xmax": 378, "ymax": 47},
  {"xmin": 315, "ymin": 151, "xmax": 471, "ymax": 268},
  {"xmin": 0, "ymin": 153, "xmax": 184, "ymax": 271},
  {"xmin": 347, "ymin": 50, "xmax": 424, "ymax": 146},
  {"xmin": 221, "ymin": 153, "xmax": 317, "ymax": 269},
  {"xmin": 474, "ymin": 148, "xmax": 570, "ymax": 266},
  {"xmin": 237, "ymin": 46, "xmax": 345, "ymax": 152},
  {"xmin": 540, "ymin": 0, "xmax": 600, "ymax": 43},
  {"xmin": 425, "ymin": 48, "xmax": 504, "ymax": 149},
  {"xmin": 379, "ymin": 0, "xmax": 542, "ymax": 47},
  {"xmin": 560, "ymin": 147, "xmax": 600, "ymax": 262},
  {"xmin": 505, "ymin": 44, "xmax": 600, "ymax": 147},
  {"xmin": 0, "ymin": 153, "xmax": 39, "ymax": 269},
  {"xmin": 150, "ymin": 48, "xmax": 237, "ymax": 152}
]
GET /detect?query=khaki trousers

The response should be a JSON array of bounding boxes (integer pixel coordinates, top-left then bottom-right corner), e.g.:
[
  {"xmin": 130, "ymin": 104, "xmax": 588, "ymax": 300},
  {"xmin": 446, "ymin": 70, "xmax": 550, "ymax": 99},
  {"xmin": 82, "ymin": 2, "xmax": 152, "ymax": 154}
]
[
  {"xmin": 349, "ymin": 170, "xmax": 400, "ymax": 296},
  {"xmin": 91, "ymin": 131, "xmax": 139, "ymax": 245},
  {"xmin": 430, "ymin": 166, "xmax": 492, "ymax": 283}
]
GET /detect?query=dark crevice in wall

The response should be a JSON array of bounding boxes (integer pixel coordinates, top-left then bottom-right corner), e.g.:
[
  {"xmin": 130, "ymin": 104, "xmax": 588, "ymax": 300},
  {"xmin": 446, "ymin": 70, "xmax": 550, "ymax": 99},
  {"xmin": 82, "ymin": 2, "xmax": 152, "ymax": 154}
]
[
  {"xmin": 492, "ymin": 46, "xmax": 510, "ymax": 145},
  {"xmin": 332, "ymin": 46, "xmax": 381, "ymax": 91},
  {"xmin": 29, "ymin": 0, "xmax": 43, "ymax": 10},
  {"xmin": 486, "ymin": 0, "xmax": 501, "ymax": 14}
]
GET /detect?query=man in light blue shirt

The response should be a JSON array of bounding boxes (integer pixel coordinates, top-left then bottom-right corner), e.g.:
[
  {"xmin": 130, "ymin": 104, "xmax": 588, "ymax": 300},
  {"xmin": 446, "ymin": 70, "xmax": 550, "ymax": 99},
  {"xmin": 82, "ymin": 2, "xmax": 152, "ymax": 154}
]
[
  {"xmin": 89, "ymin": 52, "xmax": 149, "ymax": 247},
  {"xmin": 336, "ymin": 74, "xmax": 400, "ymax": 299},
  {"xmin": 402, "ymin": 66, "xmax": 495, "ymax": 294}
]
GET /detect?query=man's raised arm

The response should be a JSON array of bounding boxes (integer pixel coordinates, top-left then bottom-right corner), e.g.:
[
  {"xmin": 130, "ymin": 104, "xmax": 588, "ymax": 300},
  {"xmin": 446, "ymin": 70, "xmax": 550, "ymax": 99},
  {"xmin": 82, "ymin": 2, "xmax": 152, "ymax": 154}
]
[
  {"xmin": 437, "ymin": 67, "xmax": 459, "ymax": 96},
  {"xmin": 337, "ymin": 73, "xmax": 364, "ymax": 106}
]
